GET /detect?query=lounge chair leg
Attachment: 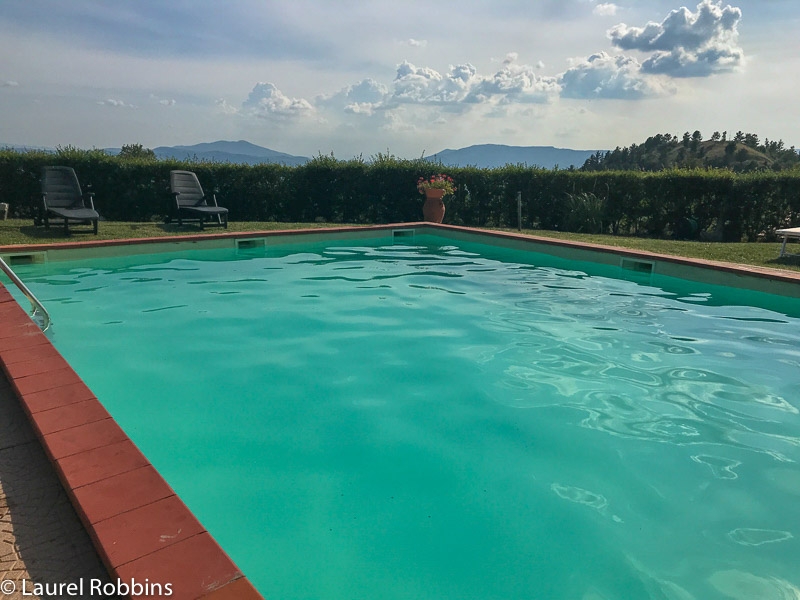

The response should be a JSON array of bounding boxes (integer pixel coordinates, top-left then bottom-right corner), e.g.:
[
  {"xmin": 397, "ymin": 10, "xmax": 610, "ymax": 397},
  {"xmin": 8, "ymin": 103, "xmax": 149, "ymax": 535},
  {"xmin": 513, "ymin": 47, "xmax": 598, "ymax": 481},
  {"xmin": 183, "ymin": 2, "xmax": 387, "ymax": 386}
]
[
  {"xmin": 780, "ymin": 237, "xmax": 788, "ymax": 257},
  {"xmin": 93, "ymin": 219, "xmax": 98, "ymax": 235},
  {"xmin": 64, "ymin": 218, "xmax": 69, "ymax": 235},
  {"xmin": 44, "ymin": 215, "xmax": 49, "ymax": 229},
  {"xmin": 178, "ymin": 215, "xmax": 182, "ymax": 227},
  {"xmin": 224, "ymin": 216, "xmax": 228, "ymax": 229}
]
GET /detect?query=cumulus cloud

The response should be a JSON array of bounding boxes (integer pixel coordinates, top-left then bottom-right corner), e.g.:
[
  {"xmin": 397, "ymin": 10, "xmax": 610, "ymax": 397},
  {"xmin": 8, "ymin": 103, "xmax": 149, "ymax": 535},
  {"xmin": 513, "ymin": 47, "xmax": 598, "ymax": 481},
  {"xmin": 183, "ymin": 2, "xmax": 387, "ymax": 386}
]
[
  {"xmin": 405, "ymin": 38, "xmax": 427, "ymax": 47},
  {"xmin": 159, "ymin": 98, "xmax": 176, "ymax": 106},
  {"xmin": 2, "ymin": 80, "xmax": 19, "ymax": 87},
  {"xmin": 390, "ymin": 59, "xmax": 559, "ymax": 106},
  {"xmin": 242, "ymin": 82, "xmax": 313, "ymax": 118},
  {"xmin": 465, "ymin": 62, "xmax": 561, "ymax": 104},
  {"xmin": 318, "ymin": 78, "xmax": 389, "ymax": 116},
  {"xmin": 608, "ymin": 0, "xmax": 743, "ymax": 77},
  {"xmin": 593, "ymin": 3, "xmax": 618, "ymax": 16},
  {"xmin": 216, "ymin": 98, "xmax": 239, "ymax": 114},
  {"xmin": 559, "ymin": 52, "xmax": 674, "ymax": 99},
  {"xmin": 97, "ymin": 98, "xmax": 136, "ymax": 108}
]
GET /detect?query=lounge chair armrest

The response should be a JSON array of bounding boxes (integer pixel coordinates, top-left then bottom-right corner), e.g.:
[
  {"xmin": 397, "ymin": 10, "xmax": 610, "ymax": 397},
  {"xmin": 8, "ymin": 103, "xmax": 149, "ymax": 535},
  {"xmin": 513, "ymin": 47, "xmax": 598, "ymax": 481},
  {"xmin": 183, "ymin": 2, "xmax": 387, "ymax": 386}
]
[
  {"xmin": 212, "ymin": 194, "xmax": 219, "ymax": 207},
  {"xmin": 85, "ymin": 194, "xmax": 96, "ymax": 210},
  {"xmin": 41, "ymin": 193, "xmax": 49, "ymax": 210}
]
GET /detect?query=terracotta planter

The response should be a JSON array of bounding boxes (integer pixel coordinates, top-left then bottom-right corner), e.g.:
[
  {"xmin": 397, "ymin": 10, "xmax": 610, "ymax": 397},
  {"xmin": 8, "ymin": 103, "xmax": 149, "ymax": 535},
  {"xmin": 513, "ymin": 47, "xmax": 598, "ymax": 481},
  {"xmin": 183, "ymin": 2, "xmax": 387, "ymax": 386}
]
[{"xmin": 422, "ymin": 188, "xmax": 446, "ymax": 223}]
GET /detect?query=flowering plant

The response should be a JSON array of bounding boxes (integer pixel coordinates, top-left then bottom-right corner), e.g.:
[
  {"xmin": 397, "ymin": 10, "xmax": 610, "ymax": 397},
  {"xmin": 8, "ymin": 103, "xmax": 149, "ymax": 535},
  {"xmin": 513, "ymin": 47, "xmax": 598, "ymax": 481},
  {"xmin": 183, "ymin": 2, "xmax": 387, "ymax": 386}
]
[{"xmin": 417, "ymin": 175, "xmax": 456, "ymax": 196}]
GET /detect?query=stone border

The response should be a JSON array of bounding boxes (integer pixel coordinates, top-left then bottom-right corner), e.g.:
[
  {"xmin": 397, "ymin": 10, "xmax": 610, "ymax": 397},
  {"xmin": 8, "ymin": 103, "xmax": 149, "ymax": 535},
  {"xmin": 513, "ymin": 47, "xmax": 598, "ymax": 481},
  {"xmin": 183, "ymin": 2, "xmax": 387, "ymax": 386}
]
[{"xmin": 2, "ymin": 222, "xmax": 799, "ymax": 599}]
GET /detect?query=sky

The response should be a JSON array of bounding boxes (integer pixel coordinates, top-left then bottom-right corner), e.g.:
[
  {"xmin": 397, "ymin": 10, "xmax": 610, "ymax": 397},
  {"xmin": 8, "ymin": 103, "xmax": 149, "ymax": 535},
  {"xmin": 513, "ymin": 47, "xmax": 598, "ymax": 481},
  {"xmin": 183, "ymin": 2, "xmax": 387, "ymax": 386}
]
[{"xmin": 1, "ymin": 0, "xmax": 799, "ymax": 158}]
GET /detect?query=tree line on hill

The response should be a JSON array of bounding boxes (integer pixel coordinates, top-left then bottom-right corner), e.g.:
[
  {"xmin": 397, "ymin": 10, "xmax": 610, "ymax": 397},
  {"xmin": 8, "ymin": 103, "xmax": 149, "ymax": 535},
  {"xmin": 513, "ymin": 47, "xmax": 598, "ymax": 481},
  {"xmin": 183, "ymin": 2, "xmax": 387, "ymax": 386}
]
[{"xmin": 581, "ymin": 131, "xmax": 800, "ymax": 172}]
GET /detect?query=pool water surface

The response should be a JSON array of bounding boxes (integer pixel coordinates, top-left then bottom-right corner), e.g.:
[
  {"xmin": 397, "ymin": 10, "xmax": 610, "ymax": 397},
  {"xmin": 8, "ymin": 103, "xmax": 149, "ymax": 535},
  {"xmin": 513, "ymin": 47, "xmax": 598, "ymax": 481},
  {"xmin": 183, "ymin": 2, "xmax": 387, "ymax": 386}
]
[{"xmin": 6, "ymin": 235, "xmax": 800, "ymax": 599}]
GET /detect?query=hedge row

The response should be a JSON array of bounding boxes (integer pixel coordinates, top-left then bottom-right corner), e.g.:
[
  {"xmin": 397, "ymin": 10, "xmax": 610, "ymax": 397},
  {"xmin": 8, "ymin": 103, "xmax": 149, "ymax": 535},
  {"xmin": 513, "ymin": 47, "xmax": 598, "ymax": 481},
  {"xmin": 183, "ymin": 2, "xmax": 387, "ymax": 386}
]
[{"xmin": 2, "ymin": 149, "xmax": 799, "ymax": 241}]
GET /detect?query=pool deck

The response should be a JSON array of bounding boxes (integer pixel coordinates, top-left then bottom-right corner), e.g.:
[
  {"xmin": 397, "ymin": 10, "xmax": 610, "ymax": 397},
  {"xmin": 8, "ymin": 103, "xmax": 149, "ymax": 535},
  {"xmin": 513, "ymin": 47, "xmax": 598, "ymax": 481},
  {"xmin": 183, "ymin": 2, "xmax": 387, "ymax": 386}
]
[
  {"xmin": 0, "ymin": 370, "xmax": 118, "ymax": 600},
  {"xmin": 2, "ymin": 222, "xmax": 800, "ymax": 598}
]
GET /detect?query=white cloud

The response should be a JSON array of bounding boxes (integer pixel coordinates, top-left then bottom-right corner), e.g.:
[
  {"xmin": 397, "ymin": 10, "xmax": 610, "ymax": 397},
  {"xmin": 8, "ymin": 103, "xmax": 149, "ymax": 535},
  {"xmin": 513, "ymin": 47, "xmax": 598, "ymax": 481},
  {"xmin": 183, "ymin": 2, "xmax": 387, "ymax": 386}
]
[
  {"xmin": 390, "ymin": 60, "xmax": 559, "ymax": 106},
  {"xmin": 405, "ymin": 38, "xmax": 427, "ymax": 47},
  {"xmin": 536, "ymin": 61, "xmax": 545, "ymax": 69},
  {"xmin": 241, "ymin": 82, "xmax": 314, "ymax": 118},
  {"xmin": 159, "ymin": 98, "xmax": 176, "ymax": 106},
  {"xmin": 559, "ymin": 52, "xmax": 674, "ymax": 99},
  {"xmin": 608, "ymin": 0, "xmax": 743, "ymax": 77},
  {"xmin": 593, "ymin": 3, "xmax": 618, "ymax": 16},
  {"xmin": 318, "ymin": 78, "xmax": 388, "ymax": 116},
  {"xmin": 344, "ymin": 102, "xmax": 377, "ymax": 115},
  {"xmin": 465, "ymin": 63, "xmax": 561, "ymax": 104},
  {"xmin": 2, "ymin": 80, "xmax": 19, "ymax": 87},
  {"xmin": 97, "ymin": 98, "xmax": 136, "ymax": 108},
  {"xmin": 391, "ymin": 61, "xmax": 477, "ymax": 104},
  {"xmin": 215, "ymin": 98, "xmax": 238, "ymax": 114}
]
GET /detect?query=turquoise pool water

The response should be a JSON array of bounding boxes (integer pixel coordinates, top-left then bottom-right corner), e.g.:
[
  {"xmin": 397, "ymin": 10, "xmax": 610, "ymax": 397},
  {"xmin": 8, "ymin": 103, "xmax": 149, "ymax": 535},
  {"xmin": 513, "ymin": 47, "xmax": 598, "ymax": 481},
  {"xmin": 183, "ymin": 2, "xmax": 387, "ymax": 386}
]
[{"xmin": 6, "ymin": 235, "xmax": 800, "ymax": 599}]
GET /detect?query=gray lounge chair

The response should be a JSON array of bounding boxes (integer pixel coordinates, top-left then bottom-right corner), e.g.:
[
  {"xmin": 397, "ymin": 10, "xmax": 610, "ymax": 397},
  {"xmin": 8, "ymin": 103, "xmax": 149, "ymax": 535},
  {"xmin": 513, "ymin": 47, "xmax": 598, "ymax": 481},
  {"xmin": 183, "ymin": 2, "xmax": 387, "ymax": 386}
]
[
  {"xmin": 168, "ymin": 170, "xmax": 228, "ymax": 229},
  {"xmin": 37, "ymin": 166, "xmax": 99, "ymax": 234}
]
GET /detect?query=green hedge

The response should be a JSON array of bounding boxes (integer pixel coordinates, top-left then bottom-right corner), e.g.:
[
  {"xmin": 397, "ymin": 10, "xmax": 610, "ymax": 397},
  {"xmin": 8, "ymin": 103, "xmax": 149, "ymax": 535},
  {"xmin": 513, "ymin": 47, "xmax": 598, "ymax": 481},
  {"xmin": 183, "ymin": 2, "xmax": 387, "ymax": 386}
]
[{"xmin": 2, "ymin": 148, "xmax": 799, "ymax": 241}]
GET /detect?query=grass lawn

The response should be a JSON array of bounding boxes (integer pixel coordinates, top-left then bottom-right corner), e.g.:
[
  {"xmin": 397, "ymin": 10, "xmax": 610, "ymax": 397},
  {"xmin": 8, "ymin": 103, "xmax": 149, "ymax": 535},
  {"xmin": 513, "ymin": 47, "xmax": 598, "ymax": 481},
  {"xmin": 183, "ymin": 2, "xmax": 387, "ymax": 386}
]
[
  {"xmin": 1, "ymin": 218, "xmax": 798, "ymax": 272},
  {"xmin": 497, "ymin": 227, "xmax": 800, "ymax": 272}
]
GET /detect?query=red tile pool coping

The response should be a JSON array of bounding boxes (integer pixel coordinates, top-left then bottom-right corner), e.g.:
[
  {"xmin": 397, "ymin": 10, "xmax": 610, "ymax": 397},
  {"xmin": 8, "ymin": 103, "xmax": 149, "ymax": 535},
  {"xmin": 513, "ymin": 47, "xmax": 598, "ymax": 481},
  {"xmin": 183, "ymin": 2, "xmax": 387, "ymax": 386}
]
[{"xmin": 1, "ymin": 222, "xmax": 799, "ymax": 598}]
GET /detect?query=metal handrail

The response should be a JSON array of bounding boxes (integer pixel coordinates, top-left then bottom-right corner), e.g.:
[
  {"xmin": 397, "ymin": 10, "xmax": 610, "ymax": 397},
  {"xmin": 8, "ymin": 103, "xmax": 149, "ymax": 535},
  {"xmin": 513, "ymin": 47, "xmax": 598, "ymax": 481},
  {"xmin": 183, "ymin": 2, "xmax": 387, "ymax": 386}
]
[{"xmin": 0, "ymin": 256, "xmax": 51, "ymax": 332}]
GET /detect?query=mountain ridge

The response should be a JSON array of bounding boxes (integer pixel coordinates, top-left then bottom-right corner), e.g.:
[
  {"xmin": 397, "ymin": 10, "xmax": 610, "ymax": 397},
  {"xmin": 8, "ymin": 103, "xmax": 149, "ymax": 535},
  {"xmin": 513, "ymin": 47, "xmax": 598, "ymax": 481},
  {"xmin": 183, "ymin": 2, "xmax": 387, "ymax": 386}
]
[
  {"xmin": 3, "ymin": 140, "xmax": 601, "ymax": 169},
  {"xmin": 426, "ymin": 144, "xmax": 601, "ymax": 169}
]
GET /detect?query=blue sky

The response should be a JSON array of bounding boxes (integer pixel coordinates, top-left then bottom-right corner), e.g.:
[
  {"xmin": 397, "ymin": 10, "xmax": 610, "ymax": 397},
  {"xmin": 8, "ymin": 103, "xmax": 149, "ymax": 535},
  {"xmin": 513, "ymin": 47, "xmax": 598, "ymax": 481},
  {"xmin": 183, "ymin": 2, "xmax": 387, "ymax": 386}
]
[{"xmin": 1, "ymin": 0, "xmax": 798, "ymax": 157}]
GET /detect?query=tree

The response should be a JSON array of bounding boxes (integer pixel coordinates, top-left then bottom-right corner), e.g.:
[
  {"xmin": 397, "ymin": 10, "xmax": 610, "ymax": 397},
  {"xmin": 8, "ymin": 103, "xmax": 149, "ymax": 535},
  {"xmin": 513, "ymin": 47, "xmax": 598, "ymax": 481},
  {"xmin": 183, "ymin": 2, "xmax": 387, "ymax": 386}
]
[
  {"xmin": 682, "ymin": 132, "xmax": 691, "ymax": 148},
  {"xmin": 711, "ymin": 131, "xmax": 721, "ymax": 142},
  {"xmin": 690, "ymin": 130, "xmax": 702, "ymax": 152},
  {"xmin": 743, "ymin": 133, "xmax": 760, "ymax": 148},
  {"xmin": 118, "ymin": 143, "xmax": 156, "ymax": 159}
]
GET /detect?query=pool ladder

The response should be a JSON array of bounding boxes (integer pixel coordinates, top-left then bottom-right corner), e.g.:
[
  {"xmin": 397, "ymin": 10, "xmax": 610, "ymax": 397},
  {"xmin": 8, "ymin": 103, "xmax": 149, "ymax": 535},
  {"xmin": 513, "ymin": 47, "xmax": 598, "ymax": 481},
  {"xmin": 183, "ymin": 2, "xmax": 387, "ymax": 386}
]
[{"xmin": 0, "ymin": 256, "xmax": 51, "ymax": 332}]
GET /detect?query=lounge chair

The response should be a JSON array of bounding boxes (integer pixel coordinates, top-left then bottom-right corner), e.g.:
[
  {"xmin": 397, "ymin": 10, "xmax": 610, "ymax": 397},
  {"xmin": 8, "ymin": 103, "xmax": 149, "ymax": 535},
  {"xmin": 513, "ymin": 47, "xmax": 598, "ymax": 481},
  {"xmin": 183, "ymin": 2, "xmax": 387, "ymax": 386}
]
[
  {"xmin": 168, "ymin": 170, "xmax": 228, "ymax": 229},
  {"xmin": 776, "ymin": 227, "xmax": 800, "ymax": 257},
  {"xmin": 37, "ymin": 166, "xmax": 99, "ymax": 234}
]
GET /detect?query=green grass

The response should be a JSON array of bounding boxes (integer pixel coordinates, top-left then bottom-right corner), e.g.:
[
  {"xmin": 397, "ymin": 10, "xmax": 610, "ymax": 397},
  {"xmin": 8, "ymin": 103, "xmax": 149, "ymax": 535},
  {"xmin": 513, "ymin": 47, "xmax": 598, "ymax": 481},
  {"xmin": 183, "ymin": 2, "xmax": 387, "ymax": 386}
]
[
  {"xmin": 0, "ymin": 219, "xmax": 363, "ymax": 246},
  {"xmin": 1, "ymin": 218, "xmax": 798, "ymax": 272},
  {"xmin": 495, "ymin": 228, "xmax": 800, "ymax": 272}
]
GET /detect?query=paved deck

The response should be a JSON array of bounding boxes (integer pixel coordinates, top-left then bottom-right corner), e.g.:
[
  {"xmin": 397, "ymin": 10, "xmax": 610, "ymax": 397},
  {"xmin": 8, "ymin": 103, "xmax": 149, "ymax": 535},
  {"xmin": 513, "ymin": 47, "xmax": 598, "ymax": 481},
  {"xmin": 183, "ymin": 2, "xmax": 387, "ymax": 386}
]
[{"xmin": 0, "ymin": 372, "xmax": 113, "ymax": 600}]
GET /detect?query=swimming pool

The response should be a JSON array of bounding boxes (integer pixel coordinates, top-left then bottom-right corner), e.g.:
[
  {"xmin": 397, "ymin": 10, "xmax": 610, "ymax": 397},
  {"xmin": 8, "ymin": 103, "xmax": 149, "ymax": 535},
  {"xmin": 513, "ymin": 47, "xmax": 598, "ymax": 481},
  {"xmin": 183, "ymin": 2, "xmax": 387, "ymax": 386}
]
[{"xmin": 5, "ymin": 232, "xmax": 800, "ymax": 599}]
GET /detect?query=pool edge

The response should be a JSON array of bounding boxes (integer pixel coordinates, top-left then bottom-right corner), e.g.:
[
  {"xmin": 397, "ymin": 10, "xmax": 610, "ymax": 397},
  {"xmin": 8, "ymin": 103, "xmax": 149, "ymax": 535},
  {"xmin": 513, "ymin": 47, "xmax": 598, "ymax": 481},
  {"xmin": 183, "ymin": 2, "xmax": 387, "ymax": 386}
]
[
  {"xmin": 0, "ymin": 285, "xmax": 263, "ymax": 600},
  {"xmin": 2, "ymin": 222, "xmax": 799, "ymax": 293}
]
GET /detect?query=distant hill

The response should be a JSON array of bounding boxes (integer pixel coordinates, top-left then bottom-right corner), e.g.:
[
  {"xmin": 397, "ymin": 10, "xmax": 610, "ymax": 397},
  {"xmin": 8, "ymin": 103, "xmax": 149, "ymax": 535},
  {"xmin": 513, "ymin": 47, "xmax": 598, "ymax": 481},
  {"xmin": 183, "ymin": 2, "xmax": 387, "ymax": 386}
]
[
  {"xmin": 0, "ymin": 143, "xmax": 55, "ymax": 152},
  {"xmin": 426, "ymin": 144, "xmax": 600, "ymax": 169},
  {"xmin": 582, "ymin": 132, "xmax": 800, "ymax": 172},
  {"xmin": 150, "ymin": 140, "xmax": 309, "ymax": 166}
]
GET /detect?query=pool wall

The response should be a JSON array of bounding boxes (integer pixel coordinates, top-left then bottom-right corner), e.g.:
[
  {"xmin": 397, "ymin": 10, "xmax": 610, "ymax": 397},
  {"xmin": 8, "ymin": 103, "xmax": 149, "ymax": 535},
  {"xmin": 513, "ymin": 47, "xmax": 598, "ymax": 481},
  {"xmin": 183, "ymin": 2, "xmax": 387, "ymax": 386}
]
[{"xmin": 2, "ymin": 222, "xmax": 800, "ymax": 599}]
